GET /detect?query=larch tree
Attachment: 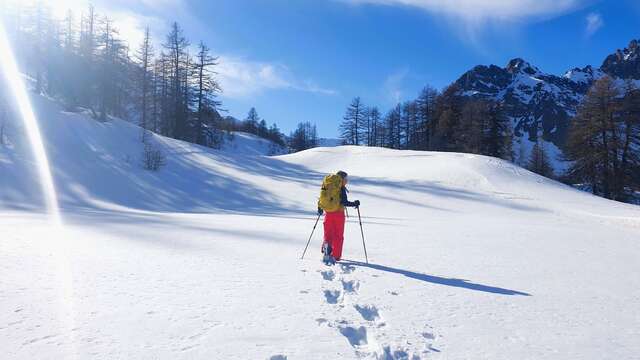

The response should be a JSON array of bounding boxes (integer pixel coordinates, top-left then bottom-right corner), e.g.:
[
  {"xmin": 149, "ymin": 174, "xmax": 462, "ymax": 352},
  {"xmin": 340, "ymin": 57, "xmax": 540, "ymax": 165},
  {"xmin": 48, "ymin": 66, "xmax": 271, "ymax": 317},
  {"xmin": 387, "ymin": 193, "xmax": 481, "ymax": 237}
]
[
  {"xmin": 340, "ymin": 97, "xmax": 365, "ymax": 145},
  {"xmin": 527, "ymin": 122, "xmax": 554, "ymax": 178},
  {"xmin": 135, "ymin": 27, "xmax": 154, "ymax": 142},
  {"xmin": 566, "ymin": 76, "xmax": 631, "ymax": 199},
  {"xmin": 162, "ymin": 22, "xmax": 190, "ymax": 140},
  {"xmin": 193, "ymin": 41, "xmax": 221, "ymax": 146}
]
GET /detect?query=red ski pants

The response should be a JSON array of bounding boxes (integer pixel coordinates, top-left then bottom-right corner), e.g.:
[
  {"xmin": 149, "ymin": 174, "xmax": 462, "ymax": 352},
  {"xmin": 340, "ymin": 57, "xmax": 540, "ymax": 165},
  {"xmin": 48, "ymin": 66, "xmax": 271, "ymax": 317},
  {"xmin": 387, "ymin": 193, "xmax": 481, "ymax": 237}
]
[{"xmin": 323, "ymin": 210, "xmax": 346, "ymax": 261}]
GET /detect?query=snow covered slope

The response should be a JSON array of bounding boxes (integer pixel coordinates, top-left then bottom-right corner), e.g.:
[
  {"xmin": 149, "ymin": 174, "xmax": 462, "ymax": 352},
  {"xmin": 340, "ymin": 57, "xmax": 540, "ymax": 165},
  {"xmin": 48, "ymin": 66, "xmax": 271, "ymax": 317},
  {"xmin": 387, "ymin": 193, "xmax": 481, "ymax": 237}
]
[
  {"xmin": 2, "ymin": 92, "xmax": 640, "ymax": 359},
  {"xmin": 0, "ymin": 94, "xmax": 286, "ymax": 212},
  {"xmin": 223, "ymin": 131, "xmax": 286, "ymax": 156}
]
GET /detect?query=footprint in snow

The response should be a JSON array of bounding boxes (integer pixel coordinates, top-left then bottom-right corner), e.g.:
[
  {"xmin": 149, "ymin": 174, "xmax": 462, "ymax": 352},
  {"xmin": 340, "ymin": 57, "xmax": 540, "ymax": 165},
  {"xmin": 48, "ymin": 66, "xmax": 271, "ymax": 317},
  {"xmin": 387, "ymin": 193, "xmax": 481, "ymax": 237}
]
[
  {"xmin": 341, "ymin": 279, "xmax": 359, "ymax": 293},
  {"xmin": 320, "ymin": 270, "xmax": 335, "ymax": 281},
  {"xmin": 340, "ymin": 264, "xmax": 356, "ymax": 274},
  {"xmin": 380, "ymin": 346, "xmax": 416, "ymax": 360},
  {"xmin": 354, "ymin": 304, "xmax": 380, "ymax": 322},
  {"xmin": 323, "ymin": 290, "xmax": 341, "ymax": 304},
  {"xmin": 421, "ymin": 325, "xmax": 440, "ymax": 353},
  {"xmin": 422, "ymin": 332, "xmax": 435, "ymax": 340},
  {"xmin": 268, "ymin": 355, "xmax": 287, "ymax": 360},
  {"xmin": 339, "ymin": 325, "xmax": 369, "ymax": 348}
]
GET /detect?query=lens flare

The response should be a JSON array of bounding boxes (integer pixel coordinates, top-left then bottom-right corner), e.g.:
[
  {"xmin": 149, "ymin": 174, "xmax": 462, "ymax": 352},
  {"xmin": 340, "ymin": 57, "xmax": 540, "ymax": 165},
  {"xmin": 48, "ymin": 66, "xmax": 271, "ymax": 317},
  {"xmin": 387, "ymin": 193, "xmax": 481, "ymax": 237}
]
[
  {"xmin": 0, "ymin": 21, "xmax": 79, "ymax": 356},
  {"xmin": 0, "ymin": 22, "xmax": 61, "ymax": 225}
]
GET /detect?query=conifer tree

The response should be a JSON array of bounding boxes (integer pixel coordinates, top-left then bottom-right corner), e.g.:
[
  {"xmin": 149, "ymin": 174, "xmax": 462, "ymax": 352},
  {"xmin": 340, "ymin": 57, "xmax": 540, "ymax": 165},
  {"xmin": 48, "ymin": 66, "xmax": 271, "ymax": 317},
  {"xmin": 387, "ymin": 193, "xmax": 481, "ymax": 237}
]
[
  {"xmin": 528, "ymin": 123, "xmax": 554, "ymax": 178},
  {"xmin": 340, "ymin": 97, "xmax": 365, "ymax": 145}
]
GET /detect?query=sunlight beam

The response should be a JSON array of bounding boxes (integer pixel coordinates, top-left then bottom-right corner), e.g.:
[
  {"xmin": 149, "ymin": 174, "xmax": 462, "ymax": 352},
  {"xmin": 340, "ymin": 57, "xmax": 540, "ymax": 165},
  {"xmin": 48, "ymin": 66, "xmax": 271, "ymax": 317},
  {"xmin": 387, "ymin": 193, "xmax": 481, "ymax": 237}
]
[{"xmin": 0, "ymin": 22, "xmax": 61, "ymax": 225}]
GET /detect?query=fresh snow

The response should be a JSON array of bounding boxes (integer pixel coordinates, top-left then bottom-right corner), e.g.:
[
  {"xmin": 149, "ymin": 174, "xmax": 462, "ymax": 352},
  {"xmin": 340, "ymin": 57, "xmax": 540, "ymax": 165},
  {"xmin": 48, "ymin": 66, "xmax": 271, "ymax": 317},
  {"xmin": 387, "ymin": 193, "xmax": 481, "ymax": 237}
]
[
  {"xmin": 223, "ymin": 131, "xmax": 286, "ymax": 156},
  {"xmin": 2, "ymin": 93, "xmax": 640, "ymax": 359},
  {"xmin": 564, "ymin": 69, "xmax": 589, "ymax": 83},
  {"xmin": 563, "ymin": 67, "xmax": 605, "ymax": 85}
]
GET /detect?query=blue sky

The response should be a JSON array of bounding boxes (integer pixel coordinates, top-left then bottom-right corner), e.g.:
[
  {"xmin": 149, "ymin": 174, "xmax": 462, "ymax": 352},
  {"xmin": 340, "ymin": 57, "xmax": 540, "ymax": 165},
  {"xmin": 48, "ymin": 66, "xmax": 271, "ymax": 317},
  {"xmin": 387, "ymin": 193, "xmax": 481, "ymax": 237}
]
[{"xmin": 45, "ymin": 0, "xmax": 640, "ymax": 137}]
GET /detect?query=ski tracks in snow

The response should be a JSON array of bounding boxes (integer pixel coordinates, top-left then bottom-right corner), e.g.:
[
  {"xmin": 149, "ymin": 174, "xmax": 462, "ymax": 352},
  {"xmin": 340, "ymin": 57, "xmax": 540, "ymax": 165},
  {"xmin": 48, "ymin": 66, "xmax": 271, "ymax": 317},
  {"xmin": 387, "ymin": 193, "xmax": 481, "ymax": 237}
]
[{"xmin": 316, "ymin": 264, "xmax": 438, "ymax": 359}]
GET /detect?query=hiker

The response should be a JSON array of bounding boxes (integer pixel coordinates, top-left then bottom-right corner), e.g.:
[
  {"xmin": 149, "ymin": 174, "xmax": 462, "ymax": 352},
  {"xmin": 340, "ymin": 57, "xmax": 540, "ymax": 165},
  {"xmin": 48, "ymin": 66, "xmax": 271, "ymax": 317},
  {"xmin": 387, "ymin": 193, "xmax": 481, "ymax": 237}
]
[{"xmin": 317, "ymin": 170, "xmax": 360, "ymax": 264}]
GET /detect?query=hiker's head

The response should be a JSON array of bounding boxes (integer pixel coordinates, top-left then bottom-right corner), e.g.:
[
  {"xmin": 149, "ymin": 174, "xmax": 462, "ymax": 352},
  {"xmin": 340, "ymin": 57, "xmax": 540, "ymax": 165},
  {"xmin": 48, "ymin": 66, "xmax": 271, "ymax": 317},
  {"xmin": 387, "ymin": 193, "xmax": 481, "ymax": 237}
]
[{"xmin": 337, "ymin": 171, "xmax": 348, "ymax": 186}]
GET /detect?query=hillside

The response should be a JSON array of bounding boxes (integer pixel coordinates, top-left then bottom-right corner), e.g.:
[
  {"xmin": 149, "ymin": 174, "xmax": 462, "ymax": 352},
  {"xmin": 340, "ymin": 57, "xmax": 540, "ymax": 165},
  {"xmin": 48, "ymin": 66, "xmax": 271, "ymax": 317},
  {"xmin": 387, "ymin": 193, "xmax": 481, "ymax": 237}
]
[
  {"xmin": 0, "ymin": 94, "xmax": 286, "ymax": 212},
  {"xmin": 2, "ymin": 92, "xmax": 640, "ymax": 359},
  {"xmin": 222, "ymin": 132, "xmax": 287, "ymax": 156}
]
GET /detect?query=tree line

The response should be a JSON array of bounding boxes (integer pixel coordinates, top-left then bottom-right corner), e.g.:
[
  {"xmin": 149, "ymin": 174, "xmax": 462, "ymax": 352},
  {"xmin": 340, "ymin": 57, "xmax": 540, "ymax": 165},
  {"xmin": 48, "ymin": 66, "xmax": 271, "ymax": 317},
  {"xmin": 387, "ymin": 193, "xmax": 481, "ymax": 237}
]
[
  {"xmin": 217, "ymin": 107, "xmax": 287, "ymax": 148},
  {"xmin": 216, "ymin": 107, "xmax": 315, "ymax": 153},
  {"xmin": 339, "ymin": 76, "xmax": 640, "ymax": 202},
  {"xmin": 339, "ymin": 85, "xmax": 513, "ymax": 160}
]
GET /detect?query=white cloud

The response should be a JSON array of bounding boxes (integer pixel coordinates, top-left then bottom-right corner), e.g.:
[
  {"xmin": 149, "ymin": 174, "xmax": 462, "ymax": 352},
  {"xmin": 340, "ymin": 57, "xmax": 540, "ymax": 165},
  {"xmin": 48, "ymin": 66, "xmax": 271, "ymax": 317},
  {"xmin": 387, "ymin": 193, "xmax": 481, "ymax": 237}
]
[
  {"xmin": 585, "ymin": 12, "xmax": 603, "ymax": 37},
  {"xmin": 343, "ymin": 0, "xmax": 586, "ymax": 24},
  {"xmin": 105, "ymin": 11, "xmax": 159, "ymax": 48},
  {"xmin": 383, "ymin": 68, "xmax": 409, "ymax": 104},
  {"xmin": 217, "ymin": 56, "xmax": 337, "ymax": 98}
]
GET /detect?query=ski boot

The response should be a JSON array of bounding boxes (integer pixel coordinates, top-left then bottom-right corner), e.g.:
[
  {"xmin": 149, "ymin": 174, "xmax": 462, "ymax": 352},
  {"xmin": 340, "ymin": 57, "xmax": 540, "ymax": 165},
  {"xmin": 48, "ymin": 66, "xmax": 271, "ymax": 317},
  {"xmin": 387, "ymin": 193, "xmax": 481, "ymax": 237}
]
[{"xmin": 322, "ymin": 242, "xmax": 336, "ymax": 266}]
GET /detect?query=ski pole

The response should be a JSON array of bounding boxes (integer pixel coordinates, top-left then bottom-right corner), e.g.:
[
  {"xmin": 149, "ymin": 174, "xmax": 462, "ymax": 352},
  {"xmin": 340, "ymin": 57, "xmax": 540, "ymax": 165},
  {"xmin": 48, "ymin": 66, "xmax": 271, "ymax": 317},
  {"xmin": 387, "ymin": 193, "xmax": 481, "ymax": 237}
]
[
  {"xmin": 300, "ymin": 213, "xmax": 321, "ymax": 260},
  {"xmin": 356, "ymin": 207, "xmax": 368, "ymax": 264}
]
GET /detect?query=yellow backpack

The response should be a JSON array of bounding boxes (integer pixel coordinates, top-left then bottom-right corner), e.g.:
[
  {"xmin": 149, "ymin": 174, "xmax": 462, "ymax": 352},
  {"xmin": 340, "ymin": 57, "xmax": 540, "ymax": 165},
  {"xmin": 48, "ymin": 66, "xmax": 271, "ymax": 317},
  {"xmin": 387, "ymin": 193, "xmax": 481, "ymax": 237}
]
[{"xmin": 318, "ymin": 174, "xmax": 343, "ymax": 212}]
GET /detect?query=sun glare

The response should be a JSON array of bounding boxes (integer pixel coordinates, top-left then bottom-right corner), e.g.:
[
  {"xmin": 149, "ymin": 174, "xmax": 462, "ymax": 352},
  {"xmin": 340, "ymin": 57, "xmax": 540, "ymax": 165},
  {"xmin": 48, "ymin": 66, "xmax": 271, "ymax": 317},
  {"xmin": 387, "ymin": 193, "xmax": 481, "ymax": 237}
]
[{"xmin": 0, "ymin": 22, "xmax": 61, "ymax": 225}]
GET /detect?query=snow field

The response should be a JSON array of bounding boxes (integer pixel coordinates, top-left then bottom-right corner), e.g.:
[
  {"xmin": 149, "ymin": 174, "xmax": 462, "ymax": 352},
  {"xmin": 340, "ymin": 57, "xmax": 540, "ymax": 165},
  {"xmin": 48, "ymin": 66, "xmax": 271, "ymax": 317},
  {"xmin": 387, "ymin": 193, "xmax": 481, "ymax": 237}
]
[{"xmin": 2, "ymin": 92, "xmax": 640, "ymax": 359}]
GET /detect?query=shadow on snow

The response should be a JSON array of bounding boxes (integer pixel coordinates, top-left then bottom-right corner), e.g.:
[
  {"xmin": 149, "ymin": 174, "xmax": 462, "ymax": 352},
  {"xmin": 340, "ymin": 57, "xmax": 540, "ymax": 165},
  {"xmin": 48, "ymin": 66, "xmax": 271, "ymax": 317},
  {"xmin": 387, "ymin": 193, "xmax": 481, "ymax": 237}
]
[{"xmin": 341, "ymin": 260, "xmax": 531, "ymax": 296}]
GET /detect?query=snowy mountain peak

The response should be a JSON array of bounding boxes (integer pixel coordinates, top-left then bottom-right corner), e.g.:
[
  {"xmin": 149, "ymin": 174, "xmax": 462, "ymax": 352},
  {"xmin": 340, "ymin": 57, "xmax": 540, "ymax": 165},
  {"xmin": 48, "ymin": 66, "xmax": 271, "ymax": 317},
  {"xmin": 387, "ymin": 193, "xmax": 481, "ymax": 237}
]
[
  {"xmin": 506, "ymin": 58, "xmax": 541, "ymax": 76},
  {"xmin": 628, "ymin": 39, "xmax": 639, "ymax": 55},
  {"xmin": 601, "ymin": 39, "xmax": 640, "ymax": 79},
  {"xmin": 563, "ymin": 65, "xmax": 605, "ymax": 84},
  {"xmin": 451, "ymin": 38, "xmax": 640, "ymax": 168},
  {"xmin": 453, "ymin": 57, "xmax": 579, "ymax": 149},
  {"xmin": 455, "ymin": 64, "xmax": 512, "ymax": 97}
]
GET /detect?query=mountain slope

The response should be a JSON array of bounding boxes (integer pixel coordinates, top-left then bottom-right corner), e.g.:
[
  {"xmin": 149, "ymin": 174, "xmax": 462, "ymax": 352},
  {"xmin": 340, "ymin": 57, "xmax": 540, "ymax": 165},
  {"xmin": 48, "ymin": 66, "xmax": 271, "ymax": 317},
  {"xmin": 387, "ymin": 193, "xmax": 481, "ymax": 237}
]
[
  {"xmin": 2, "ymin": 92, "xmax": 640, "ymax": 359},
  {"xmin": 455, "ymin": 58, "xmax": 585, "ymax": 147}
]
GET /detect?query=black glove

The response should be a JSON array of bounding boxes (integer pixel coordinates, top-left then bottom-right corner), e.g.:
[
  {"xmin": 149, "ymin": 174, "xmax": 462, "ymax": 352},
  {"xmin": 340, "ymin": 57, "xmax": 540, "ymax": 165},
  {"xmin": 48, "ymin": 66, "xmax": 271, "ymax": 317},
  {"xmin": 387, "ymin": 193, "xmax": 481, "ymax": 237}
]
[
  {"xmin": 354, "ymin": 200, "xmax": 360, "ymax": 208},
  {"xmin": 318, "ymin": 207, "xmax": 324, "ymax": 215}
]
